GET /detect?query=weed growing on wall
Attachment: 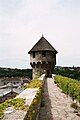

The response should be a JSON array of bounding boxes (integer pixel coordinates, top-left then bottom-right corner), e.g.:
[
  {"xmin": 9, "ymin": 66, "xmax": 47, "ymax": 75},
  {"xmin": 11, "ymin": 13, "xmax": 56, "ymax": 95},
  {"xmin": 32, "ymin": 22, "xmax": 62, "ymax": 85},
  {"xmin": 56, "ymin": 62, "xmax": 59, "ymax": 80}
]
[
  {"xmin": 0, "ymin": 98, "xmax": 28, "ymax": 119},
  {"xmin": 24, "ymin": 79, "xmax": 43, "ymax": 120}
]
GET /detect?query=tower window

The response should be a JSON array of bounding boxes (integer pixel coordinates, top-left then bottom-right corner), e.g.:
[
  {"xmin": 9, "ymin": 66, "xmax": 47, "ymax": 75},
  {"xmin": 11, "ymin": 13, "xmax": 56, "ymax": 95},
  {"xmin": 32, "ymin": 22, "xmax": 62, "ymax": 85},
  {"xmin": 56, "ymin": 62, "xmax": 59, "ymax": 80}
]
[
  {"xmin": 36, "ymin": 62, "xmax": 40, "ymax": 68},
  {"xmin": 42, "ymin": 52, "xmax": 46, "ymax": 57},
  {"xmin": 33, "ymin": 52, "xmax": 35, "ymax": 58}
]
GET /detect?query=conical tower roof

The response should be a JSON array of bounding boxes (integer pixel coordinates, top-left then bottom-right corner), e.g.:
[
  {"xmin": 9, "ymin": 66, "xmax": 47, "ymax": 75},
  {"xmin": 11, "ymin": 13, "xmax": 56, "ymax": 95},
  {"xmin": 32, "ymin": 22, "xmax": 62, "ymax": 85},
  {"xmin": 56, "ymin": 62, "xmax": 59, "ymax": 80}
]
[{"xmin": 28, "ymin": 36, "xmax": 58, "ymax": 54}]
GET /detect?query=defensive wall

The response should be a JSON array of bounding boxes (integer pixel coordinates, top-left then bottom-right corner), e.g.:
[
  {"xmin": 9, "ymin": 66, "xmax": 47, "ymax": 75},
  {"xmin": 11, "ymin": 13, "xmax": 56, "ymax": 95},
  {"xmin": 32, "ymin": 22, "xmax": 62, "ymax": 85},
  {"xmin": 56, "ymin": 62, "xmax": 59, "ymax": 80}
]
[{"xmin": 1, "ymin": 74, "xmax": 45, "ymax": 120}]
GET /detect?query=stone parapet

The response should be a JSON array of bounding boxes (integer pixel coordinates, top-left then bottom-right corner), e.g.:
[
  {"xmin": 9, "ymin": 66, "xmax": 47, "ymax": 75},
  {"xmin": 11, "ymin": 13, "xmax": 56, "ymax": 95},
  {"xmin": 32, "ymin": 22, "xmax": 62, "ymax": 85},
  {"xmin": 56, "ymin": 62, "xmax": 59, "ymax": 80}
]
[{"xmin": 1, "ymin": 75, "xmax": 45, "ymax": 120}]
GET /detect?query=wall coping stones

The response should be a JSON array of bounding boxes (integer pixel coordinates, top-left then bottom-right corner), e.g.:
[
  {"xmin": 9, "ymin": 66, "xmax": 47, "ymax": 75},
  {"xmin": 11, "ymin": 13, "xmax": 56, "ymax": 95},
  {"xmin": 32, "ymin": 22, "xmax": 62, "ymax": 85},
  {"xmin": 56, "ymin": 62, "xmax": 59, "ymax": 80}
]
[{"xmin": 16, "ymin": 88, "xmax": 39, "ymax": 105}]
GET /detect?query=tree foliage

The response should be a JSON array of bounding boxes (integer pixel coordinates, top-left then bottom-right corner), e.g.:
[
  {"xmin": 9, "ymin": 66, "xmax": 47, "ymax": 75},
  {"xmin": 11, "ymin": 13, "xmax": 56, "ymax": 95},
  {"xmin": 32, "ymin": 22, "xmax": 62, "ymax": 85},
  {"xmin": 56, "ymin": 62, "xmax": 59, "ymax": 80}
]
[
  {"xmin": 0, "ymin": 67, "xmax": 32, "ymax": 79},
  {"xmin": 54, "ymin": 67, "xmax": 80, "ymax": 81}
]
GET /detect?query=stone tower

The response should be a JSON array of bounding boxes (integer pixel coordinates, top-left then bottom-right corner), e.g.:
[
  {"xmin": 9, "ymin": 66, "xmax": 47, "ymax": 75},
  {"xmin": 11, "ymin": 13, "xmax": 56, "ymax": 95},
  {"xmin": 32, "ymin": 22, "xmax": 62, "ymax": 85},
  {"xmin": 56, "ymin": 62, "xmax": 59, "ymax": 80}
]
[{"xmin": 28, "ymin": 36, "xmax": 58, "ymax": 79}]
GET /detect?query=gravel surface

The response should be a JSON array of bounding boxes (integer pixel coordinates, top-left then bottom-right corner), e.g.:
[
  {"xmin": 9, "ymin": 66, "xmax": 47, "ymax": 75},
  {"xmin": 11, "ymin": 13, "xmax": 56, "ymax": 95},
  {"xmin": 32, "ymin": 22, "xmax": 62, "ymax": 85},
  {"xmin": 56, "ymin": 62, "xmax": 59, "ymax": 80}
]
[{"xmin": 39, "ymin": 78, "xmax": 80, "ymax": 120}]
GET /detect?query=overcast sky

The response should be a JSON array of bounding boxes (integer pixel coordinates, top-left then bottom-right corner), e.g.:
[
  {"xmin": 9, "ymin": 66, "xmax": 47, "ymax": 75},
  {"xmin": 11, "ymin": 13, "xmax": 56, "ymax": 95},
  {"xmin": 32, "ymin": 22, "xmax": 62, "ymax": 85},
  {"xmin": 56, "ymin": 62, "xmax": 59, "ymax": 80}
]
[{"xmin": 0, "ymin": 0, "xmax": 80, "ymax": 69}]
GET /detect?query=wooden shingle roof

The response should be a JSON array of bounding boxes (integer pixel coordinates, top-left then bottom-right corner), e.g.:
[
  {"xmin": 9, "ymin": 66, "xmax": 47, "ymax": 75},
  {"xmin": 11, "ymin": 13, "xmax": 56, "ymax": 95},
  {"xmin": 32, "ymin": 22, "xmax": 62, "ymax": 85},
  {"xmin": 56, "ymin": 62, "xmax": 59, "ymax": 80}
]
[{"xmin": 28, "ymin": 36, "xmax": 58, "ymax": 54}]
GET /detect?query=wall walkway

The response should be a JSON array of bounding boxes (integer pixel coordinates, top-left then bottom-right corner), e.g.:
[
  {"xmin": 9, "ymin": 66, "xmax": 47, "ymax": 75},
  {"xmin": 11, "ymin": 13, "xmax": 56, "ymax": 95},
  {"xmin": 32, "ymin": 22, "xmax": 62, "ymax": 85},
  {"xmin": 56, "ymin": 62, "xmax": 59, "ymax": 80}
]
[{"xmin": 39, "ymin": 77, "xmax": 80, "ymax": 120}]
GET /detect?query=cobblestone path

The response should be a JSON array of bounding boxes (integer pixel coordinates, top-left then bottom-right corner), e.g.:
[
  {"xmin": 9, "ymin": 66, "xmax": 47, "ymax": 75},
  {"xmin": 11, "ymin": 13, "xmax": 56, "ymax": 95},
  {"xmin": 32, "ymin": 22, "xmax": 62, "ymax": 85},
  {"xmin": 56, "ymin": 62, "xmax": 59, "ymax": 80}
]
[{"xmin": 39, "ymin": 78, "xmax": 80, "ymax": 120}]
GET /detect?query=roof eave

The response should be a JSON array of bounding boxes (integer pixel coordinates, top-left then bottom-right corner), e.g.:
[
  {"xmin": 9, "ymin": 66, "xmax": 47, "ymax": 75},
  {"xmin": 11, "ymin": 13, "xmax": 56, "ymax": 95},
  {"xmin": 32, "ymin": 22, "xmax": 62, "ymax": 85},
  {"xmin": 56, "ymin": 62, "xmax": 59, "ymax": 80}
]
[{"xmin": 28, "ymin": 50, "xmax": 58, "ymax": 54}]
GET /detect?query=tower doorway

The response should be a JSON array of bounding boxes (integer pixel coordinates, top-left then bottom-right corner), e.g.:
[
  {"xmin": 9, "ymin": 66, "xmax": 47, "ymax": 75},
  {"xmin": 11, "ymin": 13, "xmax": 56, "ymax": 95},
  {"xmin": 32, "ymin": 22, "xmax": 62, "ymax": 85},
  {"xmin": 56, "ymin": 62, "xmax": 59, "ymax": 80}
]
[
  {"xmin": 47, "ymin": 70, "xmax": 50, "ymax": 77},
  {"xmin": 46, "ymin": 70, "xmax": 52, "ymax": 78}
]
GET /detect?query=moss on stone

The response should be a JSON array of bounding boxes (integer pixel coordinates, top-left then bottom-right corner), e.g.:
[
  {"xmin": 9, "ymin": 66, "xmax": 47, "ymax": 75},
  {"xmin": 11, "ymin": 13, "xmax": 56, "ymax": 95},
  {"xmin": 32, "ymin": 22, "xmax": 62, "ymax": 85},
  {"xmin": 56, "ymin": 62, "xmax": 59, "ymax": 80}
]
[
  {"xmin": 24, "ymin": 79, "xmax": 43, "ymax": 89},
  {"xmin": 0, "ymin": 98, "xmax": 28, "ymax": 119},
  {"xmin": 24, "ymin": 79, "xmax": 43, "ymax": 120},
  {"xmin": 0, "ymin": 79, "xmax": 43, "ymax": 120},
  {"xmin": 24, "ymin": 88, "xmax": 42, "ymax": 120}
]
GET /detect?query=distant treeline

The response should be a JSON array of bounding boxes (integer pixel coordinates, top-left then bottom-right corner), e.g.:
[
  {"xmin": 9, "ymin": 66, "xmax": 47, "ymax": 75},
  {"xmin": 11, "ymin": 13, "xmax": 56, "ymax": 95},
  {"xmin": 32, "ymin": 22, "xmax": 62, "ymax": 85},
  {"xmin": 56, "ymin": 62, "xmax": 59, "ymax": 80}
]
[
  {"xmin": 0, "ymin": 66, "xmax": 80, "ymax": 80},
  {"xmin": 0, "ymin": 68, "xmax": 32, "ymax": 79},
  {"xmin": 54, "ymin": 67, "xmax": 80, "ymax": 81}
]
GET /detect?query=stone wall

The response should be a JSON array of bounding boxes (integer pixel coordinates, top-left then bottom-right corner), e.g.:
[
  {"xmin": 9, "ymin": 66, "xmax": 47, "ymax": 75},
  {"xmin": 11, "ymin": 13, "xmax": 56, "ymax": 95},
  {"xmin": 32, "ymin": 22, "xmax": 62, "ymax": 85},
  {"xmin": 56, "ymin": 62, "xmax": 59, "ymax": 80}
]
[
  {"xmin": 30, "ymin": 51, "xmax": 56, "ymax": 79},
  {"xmin": 30, "ymin": 51, "xmax": 56, "ymax": 64},
  {"xmin": 1, "ymin": 75, "xmax": 45, "ymax": 120}
]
